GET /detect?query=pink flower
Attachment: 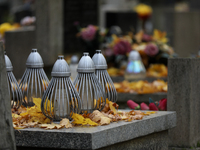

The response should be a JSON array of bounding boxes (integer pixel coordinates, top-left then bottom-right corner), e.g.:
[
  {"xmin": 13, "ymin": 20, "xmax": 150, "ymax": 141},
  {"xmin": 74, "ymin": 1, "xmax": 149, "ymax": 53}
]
[
  {"xmin": 158, "ymin": 98, "xmax": 167, "ymax": 111},
  {"xmin": 127, "ymin": 100, "xmax": 140, "ymax": 110},
  {"xmin": 113, "ymin": 40, "xmax": 132, "ymax": 55},
  {"xmin": 20, "ymin": 16, "xmax": 36, "ymax": 26},
  {"xmin": 81, "ymin": 25, "xmax": 97, "ymax": 41},
  {"xmin": 144, "ymin": 43, "xmax": 159, "ymax": 56},
  {"xmin": 142, "ymin": 34, "xmax": 152, "ymax": 42},
  {"xmin": 149, "ymin": 103, "xmax": 158, "ymax": 111},
  {"xmin": 140, "ymin": 102, "xmax": 149, "ymax": 110}
]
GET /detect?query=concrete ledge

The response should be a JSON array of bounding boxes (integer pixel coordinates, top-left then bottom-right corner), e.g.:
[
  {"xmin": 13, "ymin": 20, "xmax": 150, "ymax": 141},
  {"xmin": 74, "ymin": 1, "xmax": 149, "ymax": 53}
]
[
  {"xmin": 100, "ymin": 130, "xmax": 169, "ymax": 150},
  {"xmin": 15, "ymin": 111, "xmax": 176, "ymax": 150}
]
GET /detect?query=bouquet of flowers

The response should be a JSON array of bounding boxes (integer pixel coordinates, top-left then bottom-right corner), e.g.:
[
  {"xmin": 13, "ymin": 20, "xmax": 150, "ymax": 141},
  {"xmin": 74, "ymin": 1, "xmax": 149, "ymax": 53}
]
[
  {"xmin": 104, "ymin": 29, "xmax": 175, "ymax": 69},
  {"xmin": 133, "ymin": 29, "xmax": 175, "ymax": 67},
  {"xmin": 75, "ymin": 23, "xmax": 106, "ymax": 56}
]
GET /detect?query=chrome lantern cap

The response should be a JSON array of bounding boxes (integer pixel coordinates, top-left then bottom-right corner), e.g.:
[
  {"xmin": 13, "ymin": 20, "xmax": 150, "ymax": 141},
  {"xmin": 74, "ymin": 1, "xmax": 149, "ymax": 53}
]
[
  {"xmin": 128, "ymin": 50, "xmax": 142, "ymax": 61},
  {"xmin": 92, "ymin": 50, "xmax": 107, "ymax": 70},
  {"xmin": 51, "ymin": 56, "xmax": 71, "ymax": 77},
  {"xmin": 77, "ymin": 52, "xmax": 95, "ymax": 73},
  {"xmin": 4, "ymin": 51, "xmax": 13, "ymax": 72},
  {"xmin": 26, "ymin": 49, "xmax": 44, "ymax": 68}
]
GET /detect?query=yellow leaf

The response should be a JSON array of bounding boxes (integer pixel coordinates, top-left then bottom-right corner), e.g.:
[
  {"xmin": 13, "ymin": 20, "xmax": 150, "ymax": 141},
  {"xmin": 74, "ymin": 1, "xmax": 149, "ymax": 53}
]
[
  {"xmin": 72, "ymin": 113, "xmax": 98, "ymax": 126},
  {"xmin": 20, "ymin": 112, "xmax": 29, "ymax": 117},
  {"xmin": 12, "ymin": 114, "xmax": 21, "ymax": 119},
  {"xmin": 33, "ymin": 97, "xmax": 42, "ymax": 112},
  {"xmin": 84, "ymin": 118, "xmax": 98, "ymax": 126},
  {"xmin": 109, "ymin": 101, "xmax": 117, "ymax": 114},
  {"xmin": 43, "ymin": 118, "xmax": 51, "ymax": 124}
]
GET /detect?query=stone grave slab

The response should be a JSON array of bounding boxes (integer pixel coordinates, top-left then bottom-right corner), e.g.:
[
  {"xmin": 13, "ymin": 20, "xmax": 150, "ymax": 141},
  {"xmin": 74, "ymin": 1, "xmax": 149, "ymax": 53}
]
[{"xmin": 16, "ymin": 111, "xmax": 176, "ymax": 150}]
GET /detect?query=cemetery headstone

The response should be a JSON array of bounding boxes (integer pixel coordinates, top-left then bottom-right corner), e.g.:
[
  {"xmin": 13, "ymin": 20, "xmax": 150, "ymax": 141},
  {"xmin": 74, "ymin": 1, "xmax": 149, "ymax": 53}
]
[
  {"xmin": 173, "ymin": 12, "xmax": 200, "ymax": 57},
  {"xmin": 168, "ymin": 58, "xmax": 200, "ymax": 148},
  {"xmin": 5, "ymin": 26, "xmax": 36, "ymax": 79},
  {"xmin": 35, "ymin": 0, "xmax": 63, "ymax": 66},
  {"xmin": 0, "ymin": 42, "xmax": 16, "ymax": 150}
]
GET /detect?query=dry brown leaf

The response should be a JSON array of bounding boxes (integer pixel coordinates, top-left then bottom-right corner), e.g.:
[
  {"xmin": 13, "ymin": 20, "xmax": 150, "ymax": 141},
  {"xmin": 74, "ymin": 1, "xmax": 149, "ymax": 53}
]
[
  {"xmin": 60, "ymin": 118, "xmax": 72, "ymax": 128},
  {"xmin": 39, "ymin": 123, "xmax": 64, "ymax": 130},
  {"xmin": 89, "ymin": 110, "xmax": 111, "ymax": 125},
  {"xmin": 100, "ymin": 116, "xmax": 111, "ymax": 125}
]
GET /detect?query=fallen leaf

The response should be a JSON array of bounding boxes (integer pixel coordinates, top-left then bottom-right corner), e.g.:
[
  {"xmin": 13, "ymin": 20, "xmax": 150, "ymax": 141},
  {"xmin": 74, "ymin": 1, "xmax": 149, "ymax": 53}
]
[
  {"xmin": 72, "ymin": 113, "xmax": 98, "ymax": 126},
  {"xmin": 89, "ymin": 110, "xmax": 111, "ymax": 125},
  {"xmin": 109, "ymin": 101, "xmax": 117, "ymax": 115},
  {"xmin": 60, "ymin": 118, "xmax": 72, "ymax": 128}
]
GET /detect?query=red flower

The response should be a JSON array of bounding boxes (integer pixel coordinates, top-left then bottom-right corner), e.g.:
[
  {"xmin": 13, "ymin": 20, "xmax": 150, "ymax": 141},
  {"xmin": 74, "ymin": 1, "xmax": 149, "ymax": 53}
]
[
  {"xmin": 81, "ymin": 25, "xmax": 97, "ymax": 41},
  {"xmin": 140, "ymin": 102, "xmax": 149, "ymax": 110},
  {"xmin": 127, "ymin": 100, "xmax": 140, "ymax": 110},
  {"xmin": 113, "ymin": 40, "xmax": 132, "ymax": 55},
  {"xmin": 158, "ymin": 98, "xmax": 167, "ymax": 111},
  {"xmin": 149, "ymin": 103, "xmax": 158, "ymax": 111},
  {"xmin": 144, "ymin": 43, "xmax": 159, "ymax": 56}
]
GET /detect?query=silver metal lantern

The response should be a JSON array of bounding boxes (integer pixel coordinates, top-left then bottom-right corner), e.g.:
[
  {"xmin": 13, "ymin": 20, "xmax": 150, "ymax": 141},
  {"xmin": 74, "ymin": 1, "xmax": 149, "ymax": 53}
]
[
  {"xmin": 92, "ymin": 50, "xmax": 117, "ymax": 102},
  {"xmin": 41, "ymin": 56, "xmax": 82, "ymax": 121},
  {"xmin": 19, "ymin": 49, "xmax": 49, "ymax": 106},
  {"xmin": 5, "ymin": 52, "xmax": 23, "ymax": 109},
  {"xmin": 74, "ymin": 52, "xmax": 106, "ymax": 114}
]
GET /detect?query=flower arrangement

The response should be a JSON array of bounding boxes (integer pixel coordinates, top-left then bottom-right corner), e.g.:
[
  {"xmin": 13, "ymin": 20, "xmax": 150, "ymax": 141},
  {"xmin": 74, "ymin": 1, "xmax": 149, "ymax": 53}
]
[
  {"xmin": 108, "ymin": 34, "xmax": 132, "ymax": 56},
  {"xmin": 133, "ymin": 29, "xmax": 175, "ymax": 67},
  {"xmin": 104, "ymin": 29, "xmax": 175, "ymax": 69},
  {"xmin": 75, "ymin": 23, "xmax": 106, "ymax": 56}
]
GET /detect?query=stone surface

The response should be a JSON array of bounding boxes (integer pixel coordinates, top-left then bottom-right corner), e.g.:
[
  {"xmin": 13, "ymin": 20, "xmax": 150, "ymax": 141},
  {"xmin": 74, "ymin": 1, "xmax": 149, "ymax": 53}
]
[
  {"xmin": 0, "ymin": 42, "xmax": 16, "ymax": 149},
  {"xmin": 174, "ymin": 12, "xmax": 200, "ymax": 57},
  {"xmin": 99, "ymin": 131, "xmax": 168, "ymax": 150},
  {"xmin": 15, "ymin": 111, "xmax": 176, "ymax": 150},
  {"xmin": 5, "ymin": 26, "xmax": 36, "ymax": 79},
  {"xmin": 168, "ymin": 58, "xmax": 200, "ymax": 147},
  {"xmin": 35, "ymin": 0, "xmax": 63, "ymax": 66}
]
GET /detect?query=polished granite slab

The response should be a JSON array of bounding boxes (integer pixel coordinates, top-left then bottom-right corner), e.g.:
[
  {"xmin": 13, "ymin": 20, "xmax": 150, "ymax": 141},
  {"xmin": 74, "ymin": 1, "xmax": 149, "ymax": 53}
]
[{"xmin": 15, "ymin": 111, "xmax": 176, "ymax": 150}]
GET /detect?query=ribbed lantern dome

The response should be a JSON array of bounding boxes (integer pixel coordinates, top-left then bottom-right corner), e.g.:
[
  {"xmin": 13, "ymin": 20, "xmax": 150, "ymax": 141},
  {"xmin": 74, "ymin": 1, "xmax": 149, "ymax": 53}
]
[
  {"xmin": 26, "ymin": 49, "xmax": 44, "ymax": 68},
  {"xmin": 92, "ymin": 50, "xmax": 107, "ymax": 70},
  {"xmin": 77, "ymin": 53, "xmax": 95, "ymax": 73},
  {"xmin": 51, "ymin": 56, "xmax": 71, "ymax": 77},
  {"xmin": 4, "ymin": 52, "xmax": 13, "ymax": 72}
]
